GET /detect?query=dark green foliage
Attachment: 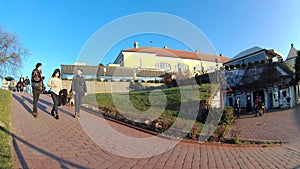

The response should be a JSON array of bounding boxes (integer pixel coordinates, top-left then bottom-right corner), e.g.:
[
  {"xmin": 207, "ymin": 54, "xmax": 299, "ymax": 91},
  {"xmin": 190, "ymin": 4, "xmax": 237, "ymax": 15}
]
[{"xmin": 219, "ymin": 106, "xmax": 234, "ymax": 125}]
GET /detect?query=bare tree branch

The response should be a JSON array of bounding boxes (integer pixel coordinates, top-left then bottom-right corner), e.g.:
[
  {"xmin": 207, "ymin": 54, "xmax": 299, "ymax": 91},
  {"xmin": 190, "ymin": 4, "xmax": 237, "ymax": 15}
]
[{"xmin": 0, "ymin": 27, "xmax": 29, "ymax": 78}]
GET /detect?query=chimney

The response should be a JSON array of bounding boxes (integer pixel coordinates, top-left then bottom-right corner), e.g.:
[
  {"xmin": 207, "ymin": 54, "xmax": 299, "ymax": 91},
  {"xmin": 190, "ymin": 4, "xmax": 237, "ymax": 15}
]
[
  {"xmin": 134, "ymin": 41, "xmax": 139, "ymax": 48},
  {"xmin": 163, "ymin": 46, "xmax": 168, "ymax": 49},
  {"xmin": 291, "ymin": 43, "xmax": 294, "ymax": 48},
  {"xmin": 195, "ymin": 50, "xmax": 199, "ymax": 53},
  {"xmin": 219, "ymin": 53, "xmax": 222, "ymax": 56}
]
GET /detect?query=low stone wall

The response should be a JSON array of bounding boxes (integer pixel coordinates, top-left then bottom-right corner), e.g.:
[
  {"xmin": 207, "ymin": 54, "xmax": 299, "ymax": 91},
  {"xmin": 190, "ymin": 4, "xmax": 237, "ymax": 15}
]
[{"xmin": 62, "ymin": 80, "xmax": 166, "ymax": 94}]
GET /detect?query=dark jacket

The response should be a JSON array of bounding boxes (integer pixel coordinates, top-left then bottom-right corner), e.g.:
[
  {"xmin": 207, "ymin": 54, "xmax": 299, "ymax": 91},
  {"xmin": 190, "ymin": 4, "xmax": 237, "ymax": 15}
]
[
  {"xmin": 71, "ymin": 75, "xmax": 87, "ymax": 95},
  {"xmin": 31, "ymin": 69, "xmax": 42, "ymax": 89},
  {"xmin": 25, "ymin": 78, "xmax": 30, "ymax": 85}
]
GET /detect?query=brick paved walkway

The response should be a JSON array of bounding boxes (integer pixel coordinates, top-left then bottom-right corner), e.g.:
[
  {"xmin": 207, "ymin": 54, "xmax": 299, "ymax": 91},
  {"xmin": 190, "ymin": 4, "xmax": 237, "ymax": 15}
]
[{"xmin": 10, "ymin": 93, "xmax": 300, "ymax": 169}]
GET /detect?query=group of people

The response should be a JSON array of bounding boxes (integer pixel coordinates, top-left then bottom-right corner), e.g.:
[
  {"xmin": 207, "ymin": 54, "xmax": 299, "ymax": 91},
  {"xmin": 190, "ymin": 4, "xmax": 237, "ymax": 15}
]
[
  {"xmin": 31, "ymin": 63, "xmax": 87, "ymax": 119},
  {"xmin": 234, "ymin": 97, "xmax": 265, "ymax": 119},
  {"xmin": 16, "ymin": 75, "xmax": 31, "ymax": 93}
]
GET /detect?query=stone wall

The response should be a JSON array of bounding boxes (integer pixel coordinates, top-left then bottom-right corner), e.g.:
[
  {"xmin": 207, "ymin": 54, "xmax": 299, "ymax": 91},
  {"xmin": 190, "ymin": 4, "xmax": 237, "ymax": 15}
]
[{"xmin": 62, "ymin": 80, "xmax": 166, "ymax": 94}]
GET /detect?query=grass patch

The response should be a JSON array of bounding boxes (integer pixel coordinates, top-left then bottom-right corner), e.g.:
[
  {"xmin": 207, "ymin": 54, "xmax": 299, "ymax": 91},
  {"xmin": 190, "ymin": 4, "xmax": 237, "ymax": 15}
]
[
  {"xmin": 83, "ymin": 84, "xmax": 234, "ymax": 140},
  {"xmin": 0, "ymin": 89, "xmax": 12, "ymax": 169}
]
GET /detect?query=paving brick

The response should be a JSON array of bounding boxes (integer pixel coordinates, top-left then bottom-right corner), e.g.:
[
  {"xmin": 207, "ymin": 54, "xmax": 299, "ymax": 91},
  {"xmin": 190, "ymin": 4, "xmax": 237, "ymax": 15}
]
[{"xmin": 10, "ymin": 93, "xmax": 300, "ymax": 169}]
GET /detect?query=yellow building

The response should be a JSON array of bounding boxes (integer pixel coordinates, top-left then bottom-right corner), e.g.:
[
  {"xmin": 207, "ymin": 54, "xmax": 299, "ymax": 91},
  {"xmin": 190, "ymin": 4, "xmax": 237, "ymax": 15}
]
[{"xmin": 114, "ymin": 42, "xmax": 230, "ymax": 77}]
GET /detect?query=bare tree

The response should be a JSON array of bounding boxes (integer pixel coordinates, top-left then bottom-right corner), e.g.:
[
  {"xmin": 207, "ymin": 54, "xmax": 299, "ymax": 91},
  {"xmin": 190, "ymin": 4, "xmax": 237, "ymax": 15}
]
[{"xmin": 0, "ymin": 27, "xmax": 28, "ymax": 78}]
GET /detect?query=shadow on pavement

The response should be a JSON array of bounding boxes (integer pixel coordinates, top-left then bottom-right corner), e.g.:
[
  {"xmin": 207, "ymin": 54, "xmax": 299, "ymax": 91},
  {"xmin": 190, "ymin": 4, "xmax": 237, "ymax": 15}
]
[
  {"xmin": 1, "ymin": 127, "xmax": 88, "ymax": 169},
  {"xmin": 13, "ymin": 94, "xmax": 33, "ymax": 116},
  {"xmin": 13, "ymin": 94, "xmax": 51, "ymax": 117},
  {"xmin": 38, "ymin": 97, "xmax": 75, "ymax": 118}
]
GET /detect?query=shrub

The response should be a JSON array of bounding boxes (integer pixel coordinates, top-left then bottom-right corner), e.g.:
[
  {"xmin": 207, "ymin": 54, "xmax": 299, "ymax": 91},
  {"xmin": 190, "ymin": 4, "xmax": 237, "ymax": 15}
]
[
  {"xmin": 261, "ymin": 60, "xmax": 266, "ymax": 64},
  {"xmin": 219, "ymin": 106, "xmax": 234, "ymax": 126},
  {"xmin": 230, "ymin": 128, "xmax": 242, "ymax": 144},
  {"xmin": 147, "ymin": 80, "xmax": 154, "ymax": 83},
  {"xmin": 235, "ymin": 64, "xmax": 240, "ymax": 68},
  {"xmin": 255, "ymin": 61, "xmax": 260, "ymax": 64},
  {"xmin": 225, "ymin": 66, "xmax": 229, "ymax": 70},
  {"xmin": 229, "ymin": 65, "xmax": 235, "ymax": 70},
  {"xmin": 241, "ymin": 63, "xmax": 247, "ymax": 68}
]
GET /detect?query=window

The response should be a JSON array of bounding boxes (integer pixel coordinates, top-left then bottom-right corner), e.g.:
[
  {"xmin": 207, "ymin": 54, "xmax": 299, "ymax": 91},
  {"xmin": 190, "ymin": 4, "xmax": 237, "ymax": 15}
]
[
  {"xmin": 194, "ymin": 65, "xmax": 204, "ymax": 72},
  {"xmin": 175, "ymin": 63, "xmax": 189, "ymax": 72},
  {"xmin": 155, "ymin": 62, "xmax": 171, "ymax": 70}
]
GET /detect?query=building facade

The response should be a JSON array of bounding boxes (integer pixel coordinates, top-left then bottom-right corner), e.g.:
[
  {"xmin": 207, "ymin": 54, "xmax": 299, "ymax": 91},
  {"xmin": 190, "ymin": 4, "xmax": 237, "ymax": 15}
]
[
  {"xmin": 114, "ymin": 42, "xmax": 230, "ymax": 77},
  {"xmin": 285, "ymin": 43, "xmax": 298, "ymax": 68},
  {"xmin": 223, "ymin": 46, "xmax": 283, "ymax": 68}
]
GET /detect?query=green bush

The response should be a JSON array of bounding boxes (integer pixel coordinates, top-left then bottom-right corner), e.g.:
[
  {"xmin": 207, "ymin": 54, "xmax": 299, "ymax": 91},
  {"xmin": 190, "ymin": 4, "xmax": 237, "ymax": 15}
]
[{"xmin": 219, "ymin": 106, "xmax": 234, "ymax": 126}]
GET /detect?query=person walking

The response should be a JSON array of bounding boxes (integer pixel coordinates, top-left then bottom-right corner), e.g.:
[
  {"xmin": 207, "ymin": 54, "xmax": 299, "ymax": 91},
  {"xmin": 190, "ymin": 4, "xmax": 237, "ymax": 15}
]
[
  {"xmin": 48, "ymin": 69, "xmax": 62, "ymax": 119},
  {"xmin": 31, "ymin": 63, "xmax": 43, "ymax": 118},
  {"xmin": 235, "ymin": 97, "xmax": 241, "ymax": 119},
  {"xmin": 71, "ymin": 68, "xmax": 87, "ymax": 118},
  {"xmin": 254, "ymin": 99, "xmax": 259, "ymax": 117},
  {"xmin": 25, "ymin": 76, "xmax": 31, "ymax": 93}
]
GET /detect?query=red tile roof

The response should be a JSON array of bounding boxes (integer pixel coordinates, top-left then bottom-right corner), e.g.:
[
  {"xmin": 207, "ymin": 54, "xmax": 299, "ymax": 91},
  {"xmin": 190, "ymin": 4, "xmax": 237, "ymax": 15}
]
[{"xmin": 122, "ymin": 47, "xmax": 230, "ymax": 63}]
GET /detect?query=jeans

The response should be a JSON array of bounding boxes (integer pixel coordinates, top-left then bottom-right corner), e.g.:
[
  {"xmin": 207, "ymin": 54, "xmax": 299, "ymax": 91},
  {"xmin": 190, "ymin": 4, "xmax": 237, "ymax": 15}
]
[
  {"xmin": 51, "ymin": 91, "xmax": 59, "ymax": 114},
  {"xmin": 74, "ymin": 93, "xmax": 83, "ymax": 114},
  {"xmin": 32, "ymin": 87, "xmax": 41, "ymax": 113},
  {"xmin": 26, "ymin": 85, "xmax": 31, "ymax": 93}
]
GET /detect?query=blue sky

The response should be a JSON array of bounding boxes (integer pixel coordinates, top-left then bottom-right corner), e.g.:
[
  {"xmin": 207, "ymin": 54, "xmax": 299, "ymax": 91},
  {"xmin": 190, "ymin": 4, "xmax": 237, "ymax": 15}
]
[{"xmin": 0, "ymin": 0, "xmax": 299, "ymax": 88}]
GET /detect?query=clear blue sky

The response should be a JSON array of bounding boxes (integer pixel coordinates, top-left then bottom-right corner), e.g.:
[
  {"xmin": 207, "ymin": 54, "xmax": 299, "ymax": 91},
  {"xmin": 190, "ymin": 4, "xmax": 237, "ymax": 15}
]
[{"xmin": 1, "ymin": 0, "xmax": 299, "ymax": 88}]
